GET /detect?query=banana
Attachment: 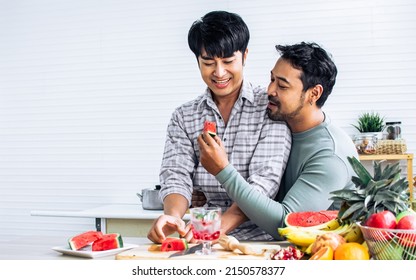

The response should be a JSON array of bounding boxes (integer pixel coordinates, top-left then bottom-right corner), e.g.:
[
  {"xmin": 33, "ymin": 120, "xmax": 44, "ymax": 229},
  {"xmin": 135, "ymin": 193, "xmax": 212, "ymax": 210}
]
[
  {"xmin": 284, "ymin": 223, "xmax": 352, "ymax": 245},
  {"xmin": 284, "ymin": 230, "xmax": 321, "ymax": 247},
  {"xmin": 279, "ymin": 220, "xmax": 367, "ymax": 248},
  {"xmin": 319, "ymin": 219, "xmax": 341, "ymax": 231},
  {"xmin": 331, "ymin": 223, "xmax": 354, "ymax": 235},
  {"xmin": 340, "ymin": 223, "xmax": 364, "ymax": 243}
]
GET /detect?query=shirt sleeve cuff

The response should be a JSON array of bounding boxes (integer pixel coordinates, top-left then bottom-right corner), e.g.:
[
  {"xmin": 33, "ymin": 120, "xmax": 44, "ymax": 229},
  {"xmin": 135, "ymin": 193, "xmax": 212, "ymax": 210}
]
[{"xmin": 215, "ymin": 164, "xmax": 237, "ymax": 185}]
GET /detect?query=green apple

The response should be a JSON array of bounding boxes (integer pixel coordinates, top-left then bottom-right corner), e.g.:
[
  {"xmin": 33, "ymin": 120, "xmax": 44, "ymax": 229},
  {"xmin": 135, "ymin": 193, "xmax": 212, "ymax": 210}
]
[{"xmin": 396, "ymin": 209, "xmax": 416, "ymax": 223}]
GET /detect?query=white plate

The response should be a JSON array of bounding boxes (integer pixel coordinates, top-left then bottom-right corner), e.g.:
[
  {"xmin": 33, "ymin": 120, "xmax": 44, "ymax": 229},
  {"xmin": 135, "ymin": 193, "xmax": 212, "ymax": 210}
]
[{"xmin": 52, "ymin": 243, "xmax": 139, "ymax": 259}]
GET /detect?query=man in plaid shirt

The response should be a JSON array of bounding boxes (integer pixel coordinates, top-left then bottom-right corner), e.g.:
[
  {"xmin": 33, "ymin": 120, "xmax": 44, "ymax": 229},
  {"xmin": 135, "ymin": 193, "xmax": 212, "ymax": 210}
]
[{"xmin": 147, "ymin": 11, "xmax": 291, "ymax": 243}]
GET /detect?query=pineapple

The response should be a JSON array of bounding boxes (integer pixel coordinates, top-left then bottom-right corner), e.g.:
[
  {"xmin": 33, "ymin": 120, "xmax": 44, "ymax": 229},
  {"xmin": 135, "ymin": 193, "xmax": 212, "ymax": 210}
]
[{"xmin": 330, "ymin": 156, "xmax": 410, "ymax": 224}]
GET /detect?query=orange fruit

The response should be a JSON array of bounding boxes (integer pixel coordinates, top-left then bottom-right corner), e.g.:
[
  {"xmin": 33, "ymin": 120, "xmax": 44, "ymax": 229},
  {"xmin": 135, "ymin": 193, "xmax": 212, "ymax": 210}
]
[
  {"xmin": 309, "ymin": 246, "xmax": 333, "ymax": 260},
  {"xmin": 334, "ymin": 242, "xmax": 370, "ymax": 260}
]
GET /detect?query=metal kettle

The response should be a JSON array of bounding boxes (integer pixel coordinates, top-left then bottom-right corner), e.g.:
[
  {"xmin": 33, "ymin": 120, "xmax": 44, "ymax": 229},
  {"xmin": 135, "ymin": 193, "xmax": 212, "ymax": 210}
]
[{"xmin": 136, "ymin": 185, "xmax": 164, "ymax": 210}]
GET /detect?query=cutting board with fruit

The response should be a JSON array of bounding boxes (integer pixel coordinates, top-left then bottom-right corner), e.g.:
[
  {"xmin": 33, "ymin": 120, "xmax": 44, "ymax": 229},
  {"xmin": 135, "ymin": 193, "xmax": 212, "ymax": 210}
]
[{"xmin": 116, "ymin": 235, "xmax": 284, "ymax": 260}]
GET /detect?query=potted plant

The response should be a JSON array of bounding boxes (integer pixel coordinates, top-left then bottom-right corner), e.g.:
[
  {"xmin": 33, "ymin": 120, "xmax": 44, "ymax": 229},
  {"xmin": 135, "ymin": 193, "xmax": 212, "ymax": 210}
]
[
  {"xmin": 352, "ymin": 112, "xmax": 385, "ymax": 154},
  {"xmin": 352, "ymin": 112, "xmax": 385, "ymax": 136}
]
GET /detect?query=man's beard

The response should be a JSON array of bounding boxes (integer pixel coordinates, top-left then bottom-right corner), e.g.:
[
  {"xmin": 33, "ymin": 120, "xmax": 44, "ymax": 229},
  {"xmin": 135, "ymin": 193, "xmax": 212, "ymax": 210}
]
[{"xmin": 267, "ymin": 92, "xmax": 306, "ymax": 121}]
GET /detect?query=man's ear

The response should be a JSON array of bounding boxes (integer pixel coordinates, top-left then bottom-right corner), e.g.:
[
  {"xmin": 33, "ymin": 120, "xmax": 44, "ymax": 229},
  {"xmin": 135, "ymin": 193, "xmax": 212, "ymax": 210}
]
[
  {"xmin": 310, "ymin": 84, "xmax": 323, "ymax": 103},
  {"xmin": 242, "ymin": 48, "xmax": 248, "ymax": 65}
]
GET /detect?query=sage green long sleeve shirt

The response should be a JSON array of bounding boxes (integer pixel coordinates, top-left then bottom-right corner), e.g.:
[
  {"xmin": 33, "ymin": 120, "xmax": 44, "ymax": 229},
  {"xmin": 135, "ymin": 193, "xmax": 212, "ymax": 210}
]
[{"xmin": 215, "ymin": 116, "xmax": 358, "ymax": 240}]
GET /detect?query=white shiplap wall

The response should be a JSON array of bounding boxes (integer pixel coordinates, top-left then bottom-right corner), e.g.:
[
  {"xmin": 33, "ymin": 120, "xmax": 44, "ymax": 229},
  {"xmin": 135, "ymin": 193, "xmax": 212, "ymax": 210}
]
[{"xmin": 0, "ymin": 0, "xmax": 415, "ymax": 239}]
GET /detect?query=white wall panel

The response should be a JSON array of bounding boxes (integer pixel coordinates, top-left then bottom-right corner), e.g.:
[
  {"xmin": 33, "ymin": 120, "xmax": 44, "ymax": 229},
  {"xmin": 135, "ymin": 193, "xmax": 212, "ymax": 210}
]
[{"xmin": 0, "ymin": 0, "xmax": 415, "ymax": 238}]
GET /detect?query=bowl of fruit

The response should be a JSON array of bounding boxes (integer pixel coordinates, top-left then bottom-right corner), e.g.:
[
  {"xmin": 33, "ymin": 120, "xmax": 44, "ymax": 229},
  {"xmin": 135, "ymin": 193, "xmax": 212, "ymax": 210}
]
[
  {"xmin": 358, "ymin": 210, "xmax": 416, "ymax": 260},
  {"xmin": 330, "ymin": 156, "xmax": 416, "ymax": 260}
]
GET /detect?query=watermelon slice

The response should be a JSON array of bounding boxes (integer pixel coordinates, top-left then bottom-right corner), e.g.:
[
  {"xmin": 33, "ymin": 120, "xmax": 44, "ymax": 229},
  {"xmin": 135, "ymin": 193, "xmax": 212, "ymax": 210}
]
[
  {"xmin": 68, "ymin": 230, "xmax": 103, "ymax": 250},
  {"xmin": 160, "ymin": 237, "xmax": 189, "ymax": 252},
  {"xmin": 285, "ymin": 210, "xmax": 339, "ymax": 227},
  {"xmin": 203, "ymin": 121, "xmax": 216, "ymax": 137},
  {"xmin": 92, "ymin": 233, "xmax": 124, "ymax": 251}
]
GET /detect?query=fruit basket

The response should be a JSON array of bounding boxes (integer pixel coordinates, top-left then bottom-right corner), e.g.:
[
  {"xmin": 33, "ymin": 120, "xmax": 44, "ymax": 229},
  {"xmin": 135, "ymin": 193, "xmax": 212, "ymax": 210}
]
[{"xmin": 358, "ymin": 223, "xmax": 416, "ymax": 260}]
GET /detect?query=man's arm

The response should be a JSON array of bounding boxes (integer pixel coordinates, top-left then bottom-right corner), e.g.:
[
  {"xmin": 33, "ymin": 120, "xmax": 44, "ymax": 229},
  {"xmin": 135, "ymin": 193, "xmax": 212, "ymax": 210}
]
[
  {"xmin": 159, "ymin": 110, "xmax": 196, "ymax": 206},
  {"xmin": 147, "ymin": 194, "xmax": 190, "ymax": 243},
  {"xmin": 216, "ymin": 156, "xmax": 353, "ymax": 239},
  {"xmin": 164, "ymin": 193, "xmax": 189, "ymax": 218},
  {"xmin": 198, "ymin": 124, "xmax": 290, "ymax": 236},
  {"xmin": 149, "ymin": 110, "xmax": 196, "ymax": 243},
  {"xmin": 220, "ymin": 203, "xmax": 249, "ymax": 234}
]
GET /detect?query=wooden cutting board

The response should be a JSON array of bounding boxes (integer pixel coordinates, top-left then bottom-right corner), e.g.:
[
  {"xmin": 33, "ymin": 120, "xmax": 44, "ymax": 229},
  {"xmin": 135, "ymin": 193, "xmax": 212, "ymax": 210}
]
[{"xmin": 116, "ymin": 242, "xmax": 282, "ymax": 260}]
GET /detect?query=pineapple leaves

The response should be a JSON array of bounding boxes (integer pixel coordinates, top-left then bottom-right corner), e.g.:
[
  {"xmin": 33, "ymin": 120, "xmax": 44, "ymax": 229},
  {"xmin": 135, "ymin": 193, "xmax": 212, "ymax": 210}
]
[
  {"xmin": 340, "ymin": 202, "xmax": 365, "ymax": 221},
  {"xmin": 348, "ymin": 156, "xmax": 371, "ymax": 185},
  {"xmin": 373, "ymin": 161, "xmax": 382, "ymax": 180},
  {"xmin": 380, "ymin": 162, "xmax": 401, "ymax": 180},
  {"xmin": 364, "ymin": 195, "xmax": 373, "ymax": 208},
  {"xmin": 351, "ymin": 176, "xmax": 364, "ymax": 187},
  {"xmin": 330, "ymin": 156, "xmax": 410, "ymax": 223}
]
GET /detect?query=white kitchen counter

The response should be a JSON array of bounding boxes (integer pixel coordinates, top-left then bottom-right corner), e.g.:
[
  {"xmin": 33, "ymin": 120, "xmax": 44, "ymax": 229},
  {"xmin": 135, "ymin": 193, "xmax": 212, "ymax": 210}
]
[
  {"xmin": 31, "ymin": 204, "xmax": 190, "ymax": 237},
  {"xmin": 31, "ymin": 203, "xmax": 164, "ymax": 220}
]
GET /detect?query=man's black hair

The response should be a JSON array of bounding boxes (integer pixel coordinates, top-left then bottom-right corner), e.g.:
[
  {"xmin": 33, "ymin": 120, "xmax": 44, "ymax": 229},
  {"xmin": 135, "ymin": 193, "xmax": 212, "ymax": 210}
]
[
  {"xmin": 276, "ymin": 42, "xmax": 338, "ymax": 107},
  {"xmin": 188, "ymin": 11, "xmax": 250, "ymax": 59}
]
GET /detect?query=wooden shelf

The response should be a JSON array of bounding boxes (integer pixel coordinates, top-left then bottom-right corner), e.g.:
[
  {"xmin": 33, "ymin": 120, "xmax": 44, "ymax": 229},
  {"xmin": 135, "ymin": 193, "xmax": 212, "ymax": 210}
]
[
  {"xmin": 359, "ymin": 153, "xmax": 414, "ymax": 202},
  {"xmin": 358, "ymin": 154, "xmax": 413, "ymax": 161}
]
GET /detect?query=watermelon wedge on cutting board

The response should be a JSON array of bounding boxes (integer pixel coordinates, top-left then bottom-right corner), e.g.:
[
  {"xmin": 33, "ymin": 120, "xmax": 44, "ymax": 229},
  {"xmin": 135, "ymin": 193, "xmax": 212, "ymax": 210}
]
[{"xmin": 160, "ymin": 237, "xmax": 188, "ymax": 252}]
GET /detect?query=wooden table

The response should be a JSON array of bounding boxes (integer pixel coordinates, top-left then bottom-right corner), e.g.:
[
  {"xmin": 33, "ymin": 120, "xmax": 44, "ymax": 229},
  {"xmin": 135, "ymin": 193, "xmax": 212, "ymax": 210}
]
[
  {"xmin": 359, "ymin": 153, "xmax": 414, "ymax": 202},
  {"xmin": 0, "ymin": 235, "xmax": 284, "ymax": 260}
]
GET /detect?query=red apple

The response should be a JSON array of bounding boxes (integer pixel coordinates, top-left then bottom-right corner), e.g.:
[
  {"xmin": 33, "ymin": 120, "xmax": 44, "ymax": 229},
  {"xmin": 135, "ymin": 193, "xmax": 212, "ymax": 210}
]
[
  {"xmin": 365, "ymin": 210, "xmax": 396, "ymax": 241},
  {"xmin": 366, "ymin": 210, "xmax": 397, "ymax": 229},
  {"xmin": 397, "ymin": 213, "xmax": 416, "ymax": 229},
  {"xmin": 396, "ymin": 210, "xmax": 416, "ymax": 223},
  {"xmin": 397, "ymin": 214, "xmax": 416, "ymax": 247}
]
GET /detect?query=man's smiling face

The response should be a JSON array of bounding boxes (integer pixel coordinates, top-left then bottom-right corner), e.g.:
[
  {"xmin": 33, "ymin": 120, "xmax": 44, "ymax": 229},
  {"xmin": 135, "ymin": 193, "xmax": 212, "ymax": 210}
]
[{"xmin": 198, "ymin": 49, "xmax": 247, "ymax": 99}]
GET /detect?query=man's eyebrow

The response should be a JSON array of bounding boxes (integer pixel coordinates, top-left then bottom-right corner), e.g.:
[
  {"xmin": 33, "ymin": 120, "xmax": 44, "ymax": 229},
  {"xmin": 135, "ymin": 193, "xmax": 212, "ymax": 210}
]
[
  {"xmin": 201, "ymin": 55, "xmax": 235, "ymax": 60},
  {"xmin": 271, "ymin": 71, "xmax": 290, "ymax": 84},
  {"xmin": 200, "ymin": 55, "xmax": 214, "ymax": 60}
]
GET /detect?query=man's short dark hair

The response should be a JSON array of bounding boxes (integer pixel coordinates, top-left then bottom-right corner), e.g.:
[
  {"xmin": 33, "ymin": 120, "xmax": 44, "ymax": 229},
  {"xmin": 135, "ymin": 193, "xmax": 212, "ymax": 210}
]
[
  {"xmin": 275, "ymin": 42, "xmax": 338, "ymax": 107},
  {"xmin": 188, "ymin": 11, "xmax": 250, "ymax": 60}
]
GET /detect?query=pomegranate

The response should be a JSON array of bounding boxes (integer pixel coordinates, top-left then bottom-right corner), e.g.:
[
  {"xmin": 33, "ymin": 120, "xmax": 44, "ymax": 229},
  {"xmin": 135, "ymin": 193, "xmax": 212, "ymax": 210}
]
[{"xmin": 270, "ymin": 246, "xmax": 303, "ymax": 260}]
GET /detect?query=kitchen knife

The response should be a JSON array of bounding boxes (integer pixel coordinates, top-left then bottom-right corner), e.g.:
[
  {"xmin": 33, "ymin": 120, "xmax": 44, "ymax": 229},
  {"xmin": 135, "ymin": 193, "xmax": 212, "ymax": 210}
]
[{"xmin": 168, "ymin": 244, "xmax": 203, "ymax": 258}]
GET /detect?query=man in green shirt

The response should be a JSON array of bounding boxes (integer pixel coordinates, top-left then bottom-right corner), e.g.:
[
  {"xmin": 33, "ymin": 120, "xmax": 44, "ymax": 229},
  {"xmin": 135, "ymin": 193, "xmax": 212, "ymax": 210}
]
[{"xmin": 197, "ymin": 42, "xmax": 358, "ymax": 240}]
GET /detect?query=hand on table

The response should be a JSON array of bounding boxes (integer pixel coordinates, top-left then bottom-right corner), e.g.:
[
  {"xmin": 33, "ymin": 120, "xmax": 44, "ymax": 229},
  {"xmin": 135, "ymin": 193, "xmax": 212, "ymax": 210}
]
[{"xmin": 147, "ymin": 214, "xmax": 193, "ymax": 243}]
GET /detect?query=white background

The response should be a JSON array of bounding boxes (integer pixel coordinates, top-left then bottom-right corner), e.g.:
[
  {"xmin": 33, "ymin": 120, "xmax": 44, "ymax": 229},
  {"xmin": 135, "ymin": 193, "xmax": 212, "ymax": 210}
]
[{"xmin": 0, "ymin": 0, "xmax": 415, "ymax": 239}]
